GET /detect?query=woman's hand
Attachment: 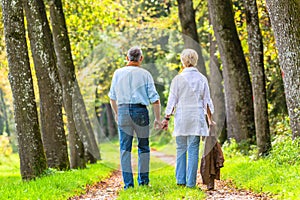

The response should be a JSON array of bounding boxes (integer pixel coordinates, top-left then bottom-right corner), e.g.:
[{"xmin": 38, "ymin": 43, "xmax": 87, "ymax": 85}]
[
  {"xmin": 161, "ymin": 119, "xmax": 169, "ymax": 130},
  {"xmin": 209, "ymin": 120, "xmax": 216, "ymax": 126}
]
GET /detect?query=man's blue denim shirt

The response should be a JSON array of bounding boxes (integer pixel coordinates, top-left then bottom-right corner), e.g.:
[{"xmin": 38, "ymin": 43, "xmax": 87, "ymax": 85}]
[{"xmin": 108, "ymin": 66, "xmax": 160, "ymax": 106}]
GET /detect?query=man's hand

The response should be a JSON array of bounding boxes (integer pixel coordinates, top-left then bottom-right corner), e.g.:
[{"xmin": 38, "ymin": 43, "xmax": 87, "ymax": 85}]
[
  {"xmin": 110, "ymin": 99, "xmax": 118, "ymax": 124},
  {"xmin": 154, "ymin": 119, "xmax": 162, "ymax": 130}
]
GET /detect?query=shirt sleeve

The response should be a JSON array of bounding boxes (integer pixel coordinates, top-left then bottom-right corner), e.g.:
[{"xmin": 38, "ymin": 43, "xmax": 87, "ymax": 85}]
[
  {"xmin": 147, "ymin": 73, "xmax": 160, "ymax": 103},
  {"xmin": 203, "ymin": 81, "xmax": 214, "ymax": 114},
  {"xmin": 165, "ymin": 77, "xmax": 178, "ymax": 115},
  {"xmin": 108, "ymin": 71, "xmax": 117, "ymax": 100}
]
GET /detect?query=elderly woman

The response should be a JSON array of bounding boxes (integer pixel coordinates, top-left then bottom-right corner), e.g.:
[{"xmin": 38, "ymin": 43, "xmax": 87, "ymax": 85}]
[{"xmin": 162, "ymin": 49, "xmax": 214, "ymax": 188}]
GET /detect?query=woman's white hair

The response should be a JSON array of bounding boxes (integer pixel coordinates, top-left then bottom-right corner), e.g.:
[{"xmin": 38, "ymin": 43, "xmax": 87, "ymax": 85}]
[
  {"xmin": 180, "ymin": 49, "xmax": 198, "ymax": 67},
  {"xmin": 127, "ymin": 46, "xmax": 143, "ymax": 62}
]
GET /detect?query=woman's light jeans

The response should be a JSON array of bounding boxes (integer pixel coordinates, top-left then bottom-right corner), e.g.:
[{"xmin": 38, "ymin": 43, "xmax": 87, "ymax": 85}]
[{"xmin": 176, "ymin": 135, "xmax": 200, "ymax": 187}]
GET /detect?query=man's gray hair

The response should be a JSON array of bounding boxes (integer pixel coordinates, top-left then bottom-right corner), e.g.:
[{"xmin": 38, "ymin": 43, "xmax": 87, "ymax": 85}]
[{"xmin": 127, "ymin": 46, "xmax": 143, "ymax": 62}]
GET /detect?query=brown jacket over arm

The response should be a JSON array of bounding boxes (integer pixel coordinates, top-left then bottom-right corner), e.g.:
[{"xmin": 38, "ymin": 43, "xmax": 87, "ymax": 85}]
[{"xmin": 200, "ymin": 125, "xmax": 225, "ymax": 185}]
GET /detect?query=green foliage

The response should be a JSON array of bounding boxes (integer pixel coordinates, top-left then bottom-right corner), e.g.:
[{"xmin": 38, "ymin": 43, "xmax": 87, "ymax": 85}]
[
  {"xmin": 0, "ymin": 136, "xmax": 12, "ymax": 157},
  {"xmin": 268, "ymin": 114, "xmax": 292, "ymax": 139},
  {"xmin": 222, "ymin": 138, "xmax": 257, "ymax": 157},
  {"xmin": 222, "ymin": 156, "xmax": 300, "ymax": 199},
  {"xmin": 117, "ymin": 157, "xmax": 205, "ymax": 200},
  {"xmin": 221, "ymin": 135, "xmax": 300, "ymax": 199},
  {"xmin": 267, "ymin": 136, "xmax": 300, "ymax": 165}
]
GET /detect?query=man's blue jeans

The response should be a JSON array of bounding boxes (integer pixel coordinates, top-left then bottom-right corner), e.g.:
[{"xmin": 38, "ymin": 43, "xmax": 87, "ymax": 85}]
[
  {"xmin": 118, "ymin": 104, "xmax": 150, "ymax": 189},
  {"xmin": 176, "ymin": 135, "xmax": 200, "ymax": 187}
]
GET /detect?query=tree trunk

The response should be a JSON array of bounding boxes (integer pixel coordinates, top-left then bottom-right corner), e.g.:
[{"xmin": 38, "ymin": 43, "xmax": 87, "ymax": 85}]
[
  {"xmin": 208, "ymin": 33, "xmax": 227, "ymax": 144},
  {"xmin": 22, "ymin": 0, "xmax": 70, "ymax": 170},
  {"xmin": 73, "ymin": 80, "xmax": 101, "ymax": 162},
  {"xmin": 48, "ymin": 0, "xmax": 87, "ymax": 168},
  {"xmin": 266, "ymin": 0, "xmax": 300, "ymax": 139},
  {"xmin": 2, "ymin": 0, "xmax": 47, "ymax": 180},
  {"xmin": 105, "ymin": 103, "xmax": 117, "ymax": 139},
  {"xmin": 242, "ymin": 0, "xmax": 271, "ymax": 155},
  {"xmin": 207, "ymin": 0, "xmax": 255, "ymax": 143},
  {"xmin": 95, "ymin": 87, "xmax": 106, "ymax": 142},
  {"xmin": 0, "ymin": 89, "xmax": 4, "ymax": 135},
  {"xmin": 0, "ymin": 89, "xmax": 10, "ymax": 136},
  {"xmin": 177, "ymin": 0, "xmax": 207, "ymax": 76},
  {"xmin": 98, "ymin": 104, "xmax": 109, "ymax": 139}
]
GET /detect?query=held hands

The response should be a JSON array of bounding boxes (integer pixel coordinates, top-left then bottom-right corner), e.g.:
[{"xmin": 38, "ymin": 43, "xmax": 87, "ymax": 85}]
[
  {"xmin": 154, "ymin": 119, "xmax": 162, "ymax": 130},
  {"xmin": 153, "ymin": 116, "xmax": 170, "ymax": 131}
]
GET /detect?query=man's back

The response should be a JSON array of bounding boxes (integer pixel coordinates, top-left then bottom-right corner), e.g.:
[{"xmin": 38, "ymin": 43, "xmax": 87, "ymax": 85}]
[{"xmin": 109, "ymin": 66, "xmax": 158, "ymax": 106}]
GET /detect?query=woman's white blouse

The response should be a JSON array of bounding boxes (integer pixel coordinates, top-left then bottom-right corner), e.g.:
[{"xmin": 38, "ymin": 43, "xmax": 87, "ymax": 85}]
[{"xmin": 165, "ymin": 67, "xmax": 214, "ymax": 136}]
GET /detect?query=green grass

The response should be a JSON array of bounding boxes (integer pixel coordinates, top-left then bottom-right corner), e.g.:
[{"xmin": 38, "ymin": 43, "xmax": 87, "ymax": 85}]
[
  {"xmin": 117, "ymin": 156, "xmax": 206, "ymax": 200},
  {"xmin": 0, "ymin": 143, "xmax": 119, "ymax": 200},
  {"xmin": 0, "ymin": 140, "xmax": 205, "ymax": 200},
  {"xmin": 222, "ymin": 153, "xmax": 300, "ymax": 199}
]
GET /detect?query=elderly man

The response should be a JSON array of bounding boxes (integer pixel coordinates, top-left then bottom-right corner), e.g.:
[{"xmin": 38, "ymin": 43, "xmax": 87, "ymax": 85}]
[{"xmin": 108, "ymin": 46, "xmax": 161, "ymax": 189}]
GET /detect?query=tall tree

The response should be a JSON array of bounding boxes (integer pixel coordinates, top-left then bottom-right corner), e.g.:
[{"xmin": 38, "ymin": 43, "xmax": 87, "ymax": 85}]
[
  {"xmin": 207, "ymin": 0, "xmax": 255, "ymax": 142},
  {"xmin": 242, "ymin": 0, "xmax": 271, "ymax": 155},
  {"xmin": 2, "ymin": 0, "xmax": 47, "ymax": 180},
  {"xmin": 73, "ymin": 80, "xmax": 100, "ymax": 163},
  {"xmin": 177, "ymin": 0, "xmax": 207, "ymax": 76},
  {"xmin": 22, "ymin": 0, "xmax": 70, "ymax": 170},
  {"xmin": 0, "ymin": 89, "xmax": 10, "ymax": 136},
  {"xmin": 266, "ymin": 0, "xmax": 300, "ymax": 139},
  {"xmin": 105, "ymin": 103, "xmax": 117, "ymax": 139},
  {"xmin": 0, "ymin": 88, "xmax": 5, "ymax": 135},
  {"xmin": 48, "ymin": 0, "xmax": 101, "ymax": 167},
  {"xmin": 208, "ymin": 34, "xmax": 227, "ymax": 144}
]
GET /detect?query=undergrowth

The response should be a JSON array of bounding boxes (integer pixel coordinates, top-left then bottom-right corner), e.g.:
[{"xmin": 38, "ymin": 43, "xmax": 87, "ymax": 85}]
[{"xmin": 221, "ymin": 135, "xmax": 300, "ymax": 200}]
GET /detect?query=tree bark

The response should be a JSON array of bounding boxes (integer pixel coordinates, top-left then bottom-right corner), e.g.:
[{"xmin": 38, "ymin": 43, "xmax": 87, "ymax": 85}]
[
  {"xmin": 22, "ymin": 0, "xmax": 70, "ymax": 170},
  {"xmin": 105, "ymin": 103, "xmax": 117, "ymax": 139},
  {"xmin": 0, "ymin": 88, "xmax": 10, "ymax": 136},
  {"xmin": 73, "ymin": 80, "xmax": 101, "ymax": 162},
  {"xmin": 0, "ymin": 89, "xmax": 4, "ymax": 135},
  {"xmin": 242, "ymin": 0, "xmax": 271, "ymax": 155},
  {"xmin": 48, "ymin": 0, "xmax": 89, "ymax": 168},
  {"xmin": 0, "ymin": 89, "xmax": 10, "ymax": 136},
  {"xmin": 266, "ymin": 0, "xmax": 300, "ymax": 139},
  {"xmin": 98, "ymin": 104, "xmax": 109, "ymax": 139},
  {"xmin": 208, "ymin": 0, "xmax": 255, "ymax": 143},
  {"xmin": 177, "ymin": 0, "xmax": 207, "ymax": 76},
  {"xmin": 2, "ymin": 0, "xmax": 47, "ymax": 180},
  {"xmin": 208, "ymin": 33, "xmax": 227, "ymax": 144}
]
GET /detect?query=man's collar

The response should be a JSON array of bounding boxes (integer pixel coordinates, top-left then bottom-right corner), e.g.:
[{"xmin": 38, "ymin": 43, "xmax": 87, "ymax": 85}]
[{"xmin": 126, "ymin": 61, "xmax": 140, "ymax": 67}]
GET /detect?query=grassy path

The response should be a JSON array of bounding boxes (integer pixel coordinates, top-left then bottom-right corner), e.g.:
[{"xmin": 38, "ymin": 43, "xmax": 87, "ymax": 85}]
[
  {"xmin": 72, "ymin": 148, "xmax": 272, "ymax": 200},
  {"xmin": 151, "ymin": 150, "xmax": 272, "ymax": 200},
  {"xmin": 69, "ymin": 170, "xmax": 123, "ymax": 200}
]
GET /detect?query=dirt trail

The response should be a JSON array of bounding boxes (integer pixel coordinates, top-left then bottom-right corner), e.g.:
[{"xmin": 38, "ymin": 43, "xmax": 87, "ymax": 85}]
[
  {"xmin": 152, "ymin": 150, "xmax": 272, "ymax": 200},
  {"xmin": 69, "ymin": 170, "xmax": 123, "ymax": 200},
  {"xmin": 70, "ymin": 150, "xmax": 272, "ymax": 200}
]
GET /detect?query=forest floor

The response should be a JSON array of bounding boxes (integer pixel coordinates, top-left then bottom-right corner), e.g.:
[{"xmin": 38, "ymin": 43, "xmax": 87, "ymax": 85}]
[{"xmin": 70, "ymin": 150, "xmax": 273, "ymax": 200}]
